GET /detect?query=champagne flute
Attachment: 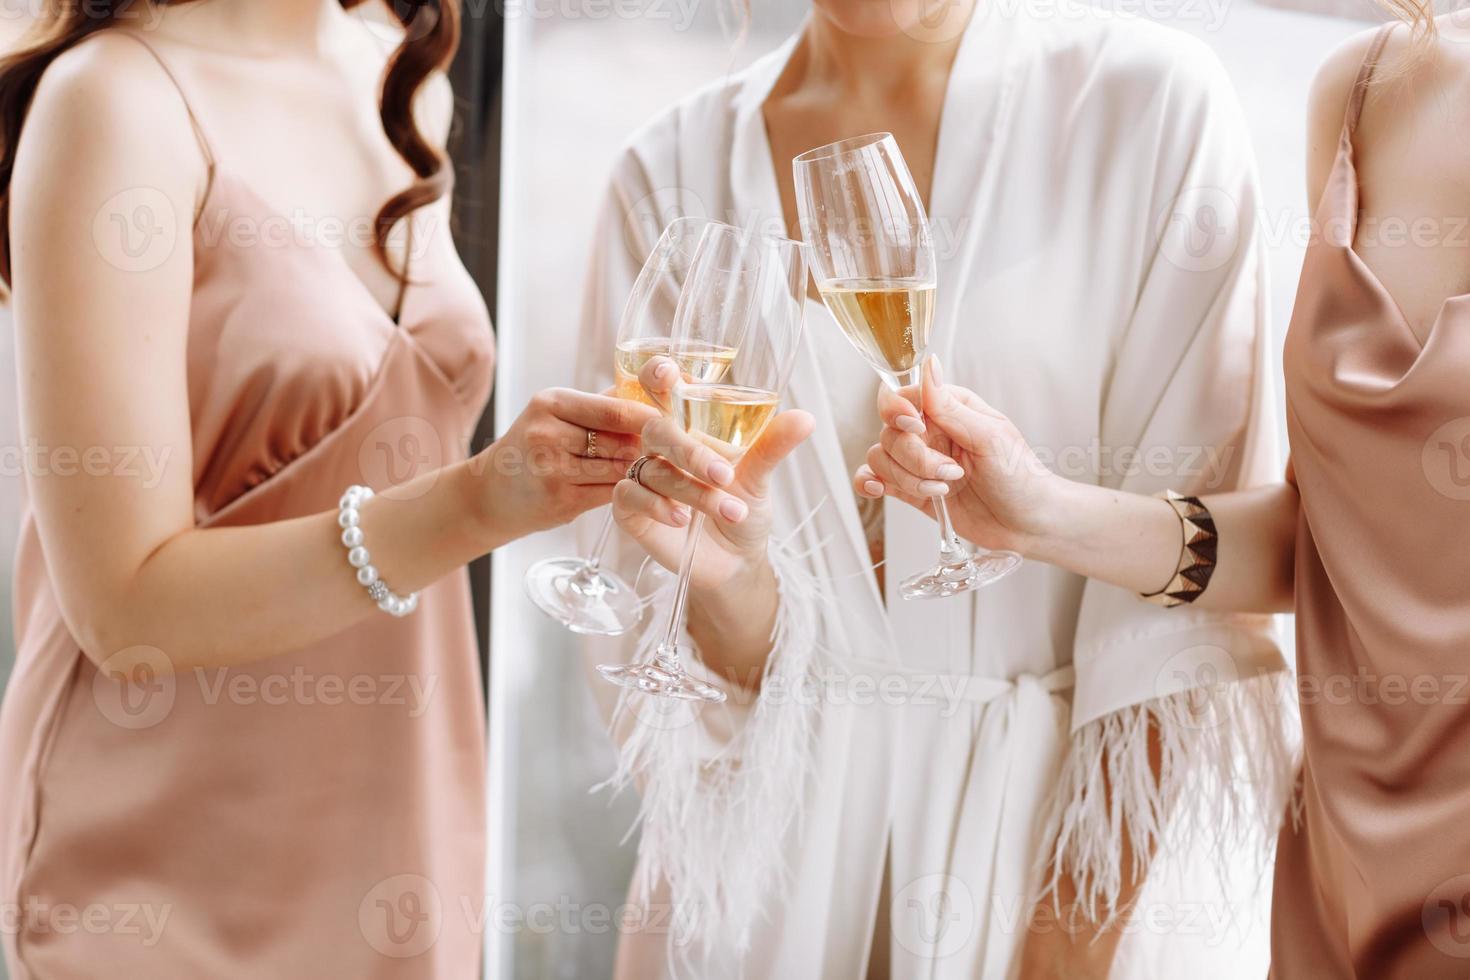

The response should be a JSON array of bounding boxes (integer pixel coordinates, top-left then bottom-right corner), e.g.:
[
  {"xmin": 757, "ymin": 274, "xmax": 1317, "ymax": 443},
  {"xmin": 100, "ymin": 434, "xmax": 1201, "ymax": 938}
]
[
  {"xmin": 794, "ymin": 133, "xmax": 1022, "ymax": 599},
  {"xmin": 597, "ymin": 226, "xmax": 807, "ymax": 702},
  {"xmin": 524, "ymin": 217, "xmax": 737, "ymax": 635}
]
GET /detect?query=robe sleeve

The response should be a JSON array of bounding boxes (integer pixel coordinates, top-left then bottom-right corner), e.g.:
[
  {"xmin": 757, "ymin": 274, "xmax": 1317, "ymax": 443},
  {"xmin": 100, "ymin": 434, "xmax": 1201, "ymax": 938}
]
[
  {"xmin": 1046, "ymin": 46, "xmax": 1298, "ymax": 922},
  {"xmin": 573, "ymin": 134, "xmax": 828, "ymax": 963}
]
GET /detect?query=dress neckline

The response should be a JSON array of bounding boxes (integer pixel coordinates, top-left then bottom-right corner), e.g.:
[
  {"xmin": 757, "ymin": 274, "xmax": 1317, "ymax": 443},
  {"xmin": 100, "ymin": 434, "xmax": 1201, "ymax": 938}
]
[{"xmin": 202, "ymin": 166, "xmax": 416, "ymax": 329}]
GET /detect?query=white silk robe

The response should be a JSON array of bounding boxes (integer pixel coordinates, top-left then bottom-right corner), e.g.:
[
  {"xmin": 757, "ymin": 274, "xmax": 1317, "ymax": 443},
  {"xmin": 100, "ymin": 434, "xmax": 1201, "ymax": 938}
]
[{"xmin": 574, "ymin": 5, "xmax": 1297, "ymax": 978}]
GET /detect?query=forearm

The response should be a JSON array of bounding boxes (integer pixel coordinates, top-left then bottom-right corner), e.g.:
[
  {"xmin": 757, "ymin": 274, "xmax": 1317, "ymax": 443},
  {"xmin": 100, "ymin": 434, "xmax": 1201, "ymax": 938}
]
[
  {"xmin": 74, "ymin": 456, "xmax": 518, "ymax": 674},
  {"xmin": 1019, "ymin": 479, "xmax": 1298, "ymax": 614},
  {"xmin": 685, "ymin": 556, "xmax": 780, "ymax": 692}
]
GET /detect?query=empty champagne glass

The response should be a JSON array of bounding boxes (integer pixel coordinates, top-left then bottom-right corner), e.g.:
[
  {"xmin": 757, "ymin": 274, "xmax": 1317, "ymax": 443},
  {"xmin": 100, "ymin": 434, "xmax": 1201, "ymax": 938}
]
[
  {"xmin": 524, "ymin": 217, "xmax": 737, "ymax": 635},
  {"xmin": 597, "ymin": 225, "xmax": 807, "ymax": 702},
  {"xmin": 794, "ymin": 133, "xmax": 1022, "ymax": 599}
]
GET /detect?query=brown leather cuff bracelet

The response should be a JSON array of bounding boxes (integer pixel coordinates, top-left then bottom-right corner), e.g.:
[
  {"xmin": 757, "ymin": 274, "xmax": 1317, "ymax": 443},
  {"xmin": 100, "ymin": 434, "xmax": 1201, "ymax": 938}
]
[{"xmin": 1140, "ymin": 490, "xmax": 1218, "ymax": 607}]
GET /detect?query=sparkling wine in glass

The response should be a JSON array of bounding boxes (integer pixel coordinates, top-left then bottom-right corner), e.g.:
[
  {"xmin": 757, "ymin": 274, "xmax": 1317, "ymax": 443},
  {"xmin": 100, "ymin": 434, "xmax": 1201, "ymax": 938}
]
[
  {"xmin": 795, "ymin": 132, "xmax": 1022, "ymax": 599},
  {"xmin": 524, "ymin": 217, "xmax": 737, "ymax": 635},
  {"xmin": 597, "ymin": 225, "xmax": 807, "ymax": 702}
]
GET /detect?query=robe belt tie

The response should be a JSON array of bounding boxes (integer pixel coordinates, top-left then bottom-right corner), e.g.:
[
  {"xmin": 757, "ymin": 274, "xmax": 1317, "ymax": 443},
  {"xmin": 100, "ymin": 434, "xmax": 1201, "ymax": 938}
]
[{"xmin": 839, "ymin": 660, "xmax": 1075, "ymax": 707}]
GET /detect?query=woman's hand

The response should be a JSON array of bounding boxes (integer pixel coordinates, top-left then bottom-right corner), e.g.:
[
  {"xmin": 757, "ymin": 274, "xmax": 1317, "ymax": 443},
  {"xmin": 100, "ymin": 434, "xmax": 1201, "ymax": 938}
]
[
  {"xmin": 853, "ymin": 357, "xmax": 1063, "ymax": 555},
  {"xmin": 474, "ymin": 387, "xmax": 659, "ymax": 543},
  {"xmin": 611, "ymin": 358, "xmax": 813, "ymax": 594}
]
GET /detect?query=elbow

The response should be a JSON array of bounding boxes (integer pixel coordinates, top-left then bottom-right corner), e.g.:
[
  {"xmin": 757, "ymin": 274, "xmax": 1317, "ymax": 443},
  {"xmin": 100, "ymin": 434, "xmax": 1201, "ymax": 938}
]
[
  {"xmin": 67, "ymin": 594, "xmax": 183, "ymax": 681},
  {"xmin": 76, "ymin": 622, "xmax": 181, "ymax": 681}
]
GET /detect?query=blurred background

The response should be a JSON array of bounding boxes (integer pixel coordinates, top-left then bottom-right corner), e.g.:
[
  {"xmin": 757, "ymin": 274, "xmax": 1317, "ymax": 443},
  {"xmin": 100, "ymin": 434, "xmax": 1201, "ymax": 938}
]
[{"xmin": 0, "ymin": 0, "xmax": 1381, "ymax": 977}]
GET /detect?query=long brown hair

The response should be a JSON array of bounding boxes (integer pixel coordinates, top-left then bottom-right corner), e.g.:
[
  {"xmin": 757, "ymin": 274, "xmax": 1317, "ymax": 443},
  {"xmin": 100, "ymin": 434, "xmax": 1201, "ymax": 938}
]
[{"xmin": 0, "ymin": 0, "xmax": 460, "ymax": 286}]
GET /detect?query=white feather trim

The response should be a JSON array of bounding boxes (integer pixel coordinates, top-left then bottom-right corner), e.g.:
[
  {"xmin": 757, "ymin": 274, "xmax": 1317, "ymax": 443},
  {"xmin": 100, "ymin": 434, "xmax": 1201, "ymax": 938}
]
[
  {"xmin": 597, "ymin": 531, "xmax": 825, "ymax": 971},
  {"xmin": 1044, "ymin": 670, "xmax": 1300, "ymax": 924}
]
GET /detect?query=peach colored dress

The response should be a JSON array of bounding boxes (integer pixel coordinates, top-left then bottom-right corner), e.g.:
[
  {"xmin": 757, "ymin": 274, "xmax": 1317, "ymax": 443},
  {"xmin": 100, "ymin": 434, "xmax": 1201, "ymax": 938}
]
[
  {"xmin": 0, "ymin": 37, "xmax": 494, "ymax": 979},
  {"xmin": 1272, "ymin": 26, "xmax": 1470, "ymax": 978}
]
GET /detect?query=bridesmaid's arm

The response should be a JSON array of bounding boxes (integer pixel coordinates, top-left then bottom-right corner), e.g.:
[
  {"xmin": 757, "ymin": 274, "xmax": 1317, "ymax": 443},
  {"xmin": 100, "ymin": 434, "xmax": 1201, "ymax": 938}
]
[
  {"xmin": 10, "ymin": 39, "xmax": 652, "ymax": 674},
  {"xmin": 857, "ymin": 368, "xmax": 1300, "ymax": 613},
  {"xmin": 1020, "ymin": 479, "xmax": 1299, "ymax": 613}
]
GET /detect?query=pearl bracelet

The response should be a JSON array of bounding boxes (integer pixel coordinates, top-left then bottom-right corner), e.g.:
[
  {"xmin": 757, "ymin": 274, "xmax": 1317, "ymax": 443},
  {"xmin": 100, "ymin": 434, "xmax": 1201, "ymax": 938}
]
[{"xmin": 337, "ymin": 485, "xmax": 419, "ymax": 618}]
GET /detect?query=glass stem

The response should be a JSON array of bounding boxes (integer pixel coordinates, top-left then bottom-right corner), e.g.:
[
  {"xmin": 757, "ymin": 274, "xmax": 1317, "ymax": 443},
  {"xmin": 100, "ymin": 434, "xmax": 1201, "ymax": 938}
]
[
  {"xmin": 656, "ymin": 513, "xmax": 705, "ymax": 671},
  {"xmin": 894, "ymin": 363, "xmax": 972, "ymax": 565},
  {"xmin": 583, "ymin": 511, "xmax": 616, "ymax": 574}
]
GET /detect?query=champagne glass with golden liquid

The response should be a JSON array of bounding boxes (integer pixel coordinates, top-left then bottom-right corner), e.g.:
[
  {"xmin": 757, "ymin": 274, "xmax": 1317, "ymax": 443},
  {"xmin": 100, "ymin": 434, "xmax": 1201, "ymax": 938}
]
[
  {"xmin": 597, "ymin": 225, "xmax": 807, "ymax": 702},
  {"xmin": 525, "ymin": 217, "xmax": 738, "ymax": 635},
  {"xmin": 794, "ymin": 133, "xmax": 1022, "ymax": 599}
]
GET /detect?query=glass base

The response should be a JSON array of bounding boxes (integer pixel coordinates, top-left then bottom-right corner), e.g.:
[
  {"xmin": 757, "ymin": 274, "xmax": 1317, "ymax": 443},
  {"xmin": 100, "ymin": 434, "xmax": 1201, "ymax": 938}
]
[
  {"xmin": 596, "ymin": 652, "xmax": 727, "ymax": 703},
  {"xmin": 899, "ymin": 550, "xmax": 1022, "ymax": 600},
  {"xmin": 524, "ymin": 557, "xmax": 644, "ymax": 636}
]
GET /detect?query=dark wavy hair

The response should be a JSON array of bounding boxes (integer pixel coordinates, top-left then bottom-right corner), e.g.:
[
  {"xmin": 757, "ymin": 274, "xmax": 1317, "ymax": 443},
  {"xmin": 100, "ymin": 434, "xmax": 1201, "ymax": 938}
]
[{"xmin": 0, "ymin": 0, "xmax": 460, "ymax": 286}]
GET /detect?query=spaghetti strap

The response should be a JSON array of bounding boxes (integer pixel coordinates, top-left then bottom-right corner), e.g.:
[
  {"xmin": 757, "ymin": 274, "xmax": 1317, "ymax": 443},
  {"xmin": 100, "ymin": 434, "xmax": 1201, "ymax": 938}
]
[
  {"xmin": 109, "ymin": 32, "xmax": 217, "ymax": 171},
  {"xmin": 1345, "ymin": 24, "xmax": 1396, "ymax": 137}
]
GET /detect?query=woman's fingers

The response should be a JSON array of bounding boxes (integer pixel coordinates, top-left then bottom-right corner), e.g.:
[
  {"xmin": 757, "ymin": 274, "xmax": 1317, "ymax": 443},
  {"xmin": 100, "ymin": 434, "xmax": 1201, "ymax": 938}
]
[
  {"xmin": 641, "ymin": 416, "xmax": 737, "ymax": 489},
  {"xmin": 626, "ymin": 456, "xmax": 749, "ymax": 524},
  {"xmin": 878, "ymin": 425, "xmax": 963, "ymax": 482},
  {"xmin": 918, "ymin": 375, "xmax": 1008, "ymax": 456},
  {"xmin": 925, "ymin": 356, "xmax": 1005, "ymax": 418},
  {"xmin": 540, "ymin": 387, "xmax": 659, "ymax": 436},
  {"xmin": 546, "ymin": 419, "xmax": 642, "ymax": 461},
  {"xmin": 877, "ymin": 384, "xmax": 925, "ymax": 434},
  {"xmin": 866, "ymin": 444, "xmax": 951, "ymax": 498},
  {"xmin": 636, "ymin": 355, "xmax": 678, "ymax": 413},
  {"xmin": 612, "ymin": 477, "xmax": 692, "ymax": 530},
  {"xmin": 852, "ymin": 464, "xmax": 932, "ymax": 513},
  {"xmin": 854, "ymin": 464, "xmax": 885, "ymax": 499},
  {"xmin": 736, "ymin": 410, "xmax": 813, "ymax": 493}
]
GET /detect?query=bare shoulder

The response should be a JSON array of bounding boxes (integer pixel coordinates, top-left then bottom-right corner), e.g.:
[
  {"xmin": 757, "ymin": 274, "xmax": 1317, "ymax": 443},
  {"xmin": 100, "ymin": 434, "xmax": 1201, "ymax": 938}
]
[
  {"xmin": 11, "ymin": 32, "xmax": 203, "ymax": 286},
  {"xmin": 1307, "ymin": 27, "xmax": 1383, "ymax": 139},
  {"xmin": 1303, "ymin": 27, "xmax": 1385, "ymax": 210},
  {"xmin": 20, "ymin": 31, "xmax": 203, "ymax": 179}
]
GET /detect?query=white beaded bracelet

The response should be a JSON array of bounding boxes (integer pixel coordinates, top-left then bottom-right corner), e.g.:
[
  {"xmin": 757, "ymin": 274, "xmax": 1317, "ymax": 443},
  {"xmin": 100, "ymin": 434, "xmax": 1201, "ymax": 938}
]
[{"xmin": 337, "ymin": 485, "xmax": 419, "ymax": 618}]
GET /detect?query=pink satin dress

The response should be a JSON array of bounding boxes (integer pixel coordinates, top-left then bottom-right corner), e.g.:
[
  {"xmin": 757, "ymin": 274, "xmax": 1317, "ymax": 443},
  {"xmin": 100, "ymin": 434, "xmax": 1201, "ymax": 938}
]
[
  {"xmin": 1272, "ymin": 26, "xmax": 1470, "ymax": 978},
  {"xmin": 0, "ymin": 37, "xmax": 494, "ymax": 978}
]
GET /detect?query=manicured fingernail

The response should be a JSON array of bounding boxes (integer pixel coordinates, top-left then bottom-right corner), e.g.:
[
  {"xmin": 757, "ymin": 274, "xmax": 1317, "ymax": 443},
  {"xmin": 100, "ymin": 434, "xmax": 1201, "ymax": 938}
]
[
  {"xmin": 654, "ymin": 361, "xmax": 675, "ymax": 381},
  {"xmin": 718, "ymin": 497, "xmax": 748, "ymax": 522},
  {"xmin": 671, "ymin": 506, "xmax": 690, "ymax": 526},
  {"xmin": 929, "ymin": 356, "xmax": 944, "ymax": 387},
  {"xmin": 937, "ymin": 464, "xmax": 964, "ymax": 481},
  {"xmin": 707, "ymin": 460, "xmax": 735, "ymax": 487},
  {"xmin": 919, "ymin": 480, "xmax": 949, "ymax": 496},
  {"xmin": 896, "ymin": 415, "xmax": 925, "ymax": 434},
  {"xmin": 864, "ymin": 480, "xmax": 884, "ymax": 497}
]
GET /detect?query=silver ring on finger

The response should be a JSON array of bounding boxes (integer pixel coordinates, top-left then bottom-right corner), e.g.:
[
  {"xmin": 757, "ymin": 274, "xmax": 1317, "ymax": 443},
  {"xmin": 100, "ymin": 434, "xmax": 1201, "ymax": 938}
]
[{"xmin": 627, "ymin": 455, "xmax": 655, "ymax": 487}]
